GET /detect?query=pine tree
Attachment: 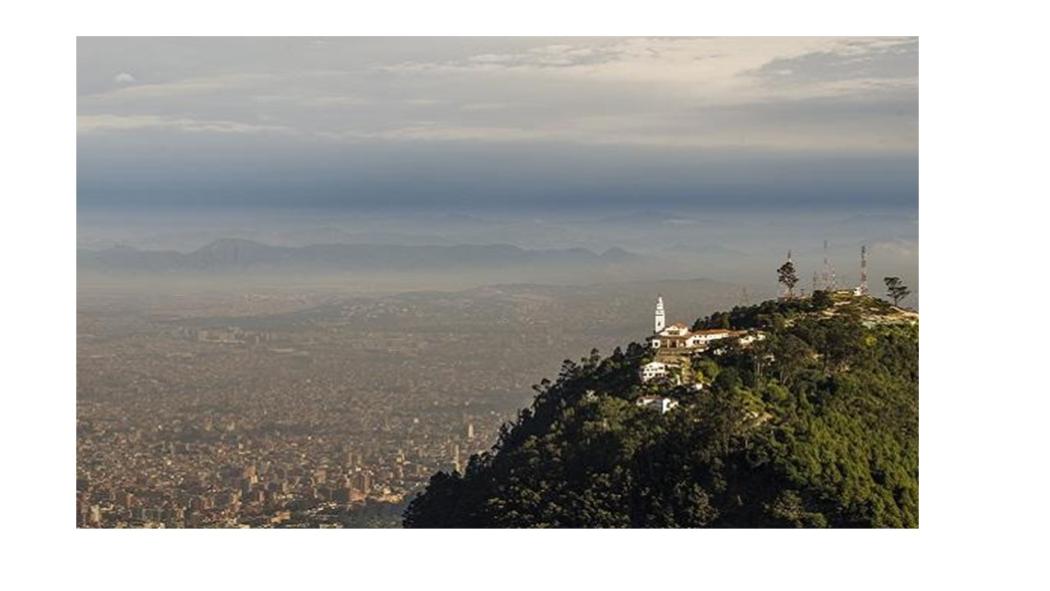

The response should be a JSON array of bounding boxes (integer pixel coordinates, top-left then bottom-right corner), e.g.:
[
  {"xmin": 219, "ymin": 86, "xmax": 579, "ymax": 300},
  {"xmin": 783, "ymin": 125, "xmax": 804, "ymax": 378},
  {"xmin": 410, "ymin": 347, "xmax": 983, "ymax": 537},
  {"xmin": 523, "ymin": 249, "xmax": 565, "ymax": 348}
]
[
  {"xmin": 883, "ymin": 276, "xmax": 911, "ymax": 306},
  {"xmin": 777, "ymin": 260, "xmax": 799, "ymax": 298}
]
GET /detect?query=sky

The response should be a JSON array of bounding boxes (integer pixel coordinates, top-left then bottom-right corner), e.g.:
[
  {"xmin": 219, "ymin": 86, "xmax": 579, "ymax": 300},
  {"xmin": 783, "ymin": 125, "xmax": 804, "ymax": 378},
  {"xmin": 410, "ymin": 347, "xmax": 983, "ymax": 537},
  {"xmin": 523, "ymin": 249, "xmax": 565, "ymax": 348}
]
[{"xmin": 77, "ymin": 37, "xmax": 918, "ymax": 212}]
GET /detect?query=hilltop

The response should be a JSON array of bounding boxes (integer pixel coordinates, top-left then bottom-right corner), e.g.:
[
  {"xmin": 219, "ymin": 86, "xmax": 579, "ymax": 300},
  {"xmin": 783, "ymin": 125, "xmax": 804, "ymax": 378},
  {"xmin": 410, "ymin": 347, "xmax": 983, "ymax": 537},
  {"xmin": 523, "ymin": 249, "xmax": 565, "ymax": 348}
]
[{"xmin": 403, "ymin": 292, "xmax": 918, "ymax": 528}]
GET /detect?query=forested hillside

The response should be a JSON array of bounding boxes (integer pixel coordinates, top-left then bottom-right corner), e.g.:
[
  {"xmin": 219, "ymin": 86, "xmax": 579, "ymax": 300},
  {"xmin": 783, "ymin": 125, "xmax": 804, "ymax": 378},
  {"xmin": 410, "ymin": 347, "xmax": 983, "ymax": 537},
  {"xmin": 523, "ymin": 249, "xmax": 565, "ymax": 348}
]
[{"xmin": 403, "ymin": 293, "xmax": 918, "ymax": 528}]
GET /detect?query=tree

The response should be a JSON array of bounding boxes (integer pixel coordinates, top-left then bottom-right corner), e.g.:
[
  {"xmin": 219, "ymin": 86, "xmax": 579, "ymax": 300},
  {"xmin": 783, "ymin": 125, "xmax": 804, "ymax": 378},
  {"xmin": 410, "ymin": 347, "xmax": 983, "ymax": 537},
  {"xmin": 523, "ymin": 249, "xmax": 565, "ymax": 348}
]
[
  {"xmin": 884, "ymin": 277, "xmax": 911, "ymax": 306},
  {"xmin": 695, "ymin": 310, "xmax": 731, "ymax": 330},
  {"xmin": 777, "ymin": 260, "xmax": 799, "ymax": 298},
  {"xmin": 811, "ymin": 289, "xmax": 833, "ymax": 310}
]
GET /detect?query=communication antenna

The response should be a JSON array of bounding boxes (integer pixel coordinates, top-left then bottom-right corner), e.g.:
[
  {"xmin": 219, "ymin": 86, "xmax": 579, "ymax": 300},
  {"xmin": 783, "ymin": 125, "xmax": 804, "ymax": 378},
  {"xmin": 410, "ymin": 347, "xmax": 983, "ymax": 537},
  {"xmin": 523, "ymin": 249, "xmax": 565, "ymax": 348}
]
[
  {"xmin": 821, "ymin": 240, "xmax": 831, "ymax": 290},
  {"xmin": 823, "ymin": 240, "xmax": 840, "ymax": 291},
  {"xmin": 858, "ymin": 244, "xmax": 869, "ymax": 295}
]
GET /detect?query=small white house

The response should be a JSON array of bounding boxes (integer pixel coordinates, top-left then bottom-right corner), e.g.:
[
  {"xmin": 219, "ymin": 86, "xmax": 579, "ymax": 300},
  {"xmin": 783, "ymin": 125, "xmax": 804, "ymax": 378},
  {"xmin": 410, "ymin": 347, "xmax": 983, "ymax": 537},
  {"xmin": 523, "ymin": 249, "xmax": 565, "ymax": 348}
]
[
  {"xmin": 693, "ymin": 329, "xmax": 733, "ymax": 344},
  {"xmin": 636, "ymin": 396, "xmax": 679, "ymax": 414},
  {"xmin": 737, "ymin": 331, "xmax": 767, "ymax": 347},
  {"xmin": 640, "ymin": 361, "xmax": 669, "ymax": 382}
]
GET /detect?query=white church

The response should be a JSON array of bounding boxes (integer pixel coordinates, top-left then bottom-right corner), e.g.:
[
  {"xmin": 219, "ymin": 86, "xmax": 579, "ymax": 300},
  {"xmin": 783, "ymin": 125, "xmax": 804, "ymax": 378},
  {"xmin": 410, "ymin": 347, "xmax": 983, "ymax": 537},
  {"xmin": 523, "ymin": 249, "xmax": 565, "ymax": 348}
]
[
  {"xmin": 638, "ymin": 296, "xmax": 766, "ymax": 390},
  {"xmin": 647, "ymin": 296, "xmax": 735, "ymax": 351}
]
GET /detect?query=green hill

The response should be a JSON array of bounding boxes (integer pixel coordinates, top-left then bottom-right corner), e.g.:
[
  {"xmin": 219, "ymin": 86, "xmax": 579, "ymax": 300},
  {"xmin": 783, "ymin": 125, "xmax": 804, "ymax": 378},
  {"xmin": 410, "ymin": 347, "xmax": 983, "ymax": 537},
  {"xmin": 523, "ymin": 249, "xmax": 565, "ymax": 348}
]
[{"xmin": 403, "ymin": 293, "xmax": 918, "ymax": 528}]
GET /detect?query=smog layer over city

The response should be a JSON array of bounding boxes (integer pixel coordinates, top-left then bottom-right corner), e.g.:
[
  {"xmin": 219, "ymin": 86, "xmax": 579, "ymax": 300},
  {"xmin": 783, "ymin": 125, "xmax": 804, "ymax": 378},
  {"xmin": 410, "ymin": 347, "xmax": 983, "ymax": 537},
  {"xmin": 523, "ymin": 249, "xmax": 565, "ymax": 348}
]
[{"xmin": 77, "ymin": 37, "xmax": 918, "ymax": 527}]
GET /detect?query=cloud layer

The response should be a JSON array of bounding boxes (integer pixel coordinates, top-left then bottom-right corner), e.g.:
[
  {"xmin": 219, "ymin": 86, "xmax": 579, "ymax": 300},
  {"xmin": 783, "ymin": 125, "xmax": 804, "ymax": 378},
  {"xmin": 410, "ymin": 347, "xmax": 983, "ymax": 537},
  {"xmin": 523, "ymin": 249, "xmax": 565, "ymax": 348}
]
[{"xmin": 77, "ymin": 37, "xmax": 917, "ymax": 210}]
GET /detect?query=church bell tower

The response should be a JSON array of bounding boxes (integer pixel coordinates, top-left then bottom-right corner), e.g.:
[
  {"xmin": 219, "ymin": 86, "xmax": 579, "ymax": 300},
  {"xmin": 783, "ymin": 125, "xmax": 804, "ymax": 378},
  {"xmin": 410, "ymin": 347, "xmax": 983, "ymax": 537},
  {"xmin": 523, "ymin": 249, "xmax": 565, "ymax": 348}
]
[{"xmin": 654, "ymin": 295, "xmax": 666, "ymax": 333}]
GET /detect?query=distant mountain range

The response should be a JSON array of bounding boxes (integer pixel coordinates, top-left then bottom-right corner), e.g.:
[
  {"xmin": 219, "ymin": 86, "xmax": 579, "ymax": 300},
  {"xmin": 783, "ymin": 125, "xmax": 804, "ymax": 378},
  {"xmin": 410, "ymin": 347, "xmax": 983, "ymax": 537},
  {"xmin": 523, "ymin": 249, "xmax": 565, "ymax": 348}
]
[{"xmin": 77, "ymin": 239, "xmax": 644, "ymax": 274}]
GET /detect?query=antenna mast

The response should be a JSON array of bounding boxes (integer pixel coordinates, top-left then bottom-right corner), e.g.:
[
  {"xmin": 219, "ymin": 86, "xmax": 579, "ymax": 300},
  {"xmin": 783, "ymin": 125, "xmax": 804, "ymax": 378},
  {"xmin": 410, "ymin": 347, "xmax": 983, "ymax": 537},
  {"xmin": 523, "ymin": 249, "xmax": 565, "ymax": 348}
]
[
  {"xmin": 857, "ymin": 245, "xmax": 869, "ymax": 295},
  {"xmin": 822, "ymin": 240, "xmax": 829, "ymax": 290},
  {"xmin": 822, "ymin": 240, "xmax": 837, "ymax": 291}
]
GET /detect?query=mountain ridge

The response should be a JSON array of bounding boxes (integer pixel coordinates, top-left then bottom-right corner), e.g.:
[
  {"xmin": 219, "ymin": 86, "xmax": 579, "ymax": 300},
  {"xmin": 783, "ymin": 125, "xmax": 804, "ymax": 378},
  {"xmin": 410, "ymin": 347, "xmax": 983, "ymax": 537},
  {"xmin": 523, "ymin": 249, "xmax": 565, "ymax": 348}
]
[{"xmin": 77, "ymin": 239, "xmax": 647, "ymax": 274}]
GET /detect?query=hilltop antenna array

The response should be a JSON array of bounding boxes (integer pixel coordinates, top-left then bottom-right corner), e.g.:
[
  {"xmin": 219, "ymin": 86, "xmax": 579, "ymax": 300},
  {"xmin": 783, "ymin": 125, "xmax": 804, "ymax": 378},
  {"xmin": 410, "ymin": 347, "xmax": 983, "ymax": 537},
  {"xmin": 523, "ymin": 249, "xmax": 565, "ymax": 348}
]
[{"xmin": 780, "ymin": 243, "xmax": 871, "ymax": 300}]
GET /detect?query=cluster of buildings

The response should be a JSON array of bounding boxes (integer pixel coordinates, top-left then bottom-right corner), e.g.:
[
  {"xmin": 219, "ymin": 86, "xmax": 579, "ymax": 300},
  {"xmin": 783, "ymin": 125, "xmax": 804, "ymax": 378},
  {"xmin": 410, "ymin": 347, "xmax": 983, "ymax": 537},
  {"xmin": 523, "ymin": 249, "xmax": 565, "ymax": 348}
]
[
  {"xmin": 75, "ymin": 410, "xmax": 484, "ymax": 528},
  {"xmin": 640, "ymin": 296, "xmax": 759, "ymax": 380},
  {"xmin": 76, "ymin": 296, "xmax": 511, "ymax": 528},
  {"xmin": 74, "ymin": 438, "xmax": 405, "ymax": 528},
  {"xmin": 635, "ymin": 243, "xmax": 879, "ymax": 413},
  {"xmin": 83, "ymin": 277, "xmax": 642, "ymax": 528},
  {"xmin": 636, "ymin": 295, "xmax": 765, "ymax": 413},
  {"xmin": 646, "ymin": 296, "xmax": 752, "ymax": 353}
]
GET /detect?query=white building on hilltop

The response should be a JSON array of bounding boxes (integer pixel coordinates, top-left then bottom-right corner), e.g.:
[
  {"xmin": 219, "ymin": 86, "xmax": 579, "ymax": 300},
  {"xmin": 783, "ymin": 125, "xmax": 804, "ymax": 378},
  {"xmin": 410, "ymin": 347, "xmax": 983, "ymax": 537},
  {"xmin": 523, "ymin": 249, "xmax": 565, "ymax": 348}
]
[
  {"xmin": 647, "ymin": 296, "xmax": 739, "ymax": 351},
  {"xmin": 654, "ymin": 295, "xmax": 666, "ymax": 333}
]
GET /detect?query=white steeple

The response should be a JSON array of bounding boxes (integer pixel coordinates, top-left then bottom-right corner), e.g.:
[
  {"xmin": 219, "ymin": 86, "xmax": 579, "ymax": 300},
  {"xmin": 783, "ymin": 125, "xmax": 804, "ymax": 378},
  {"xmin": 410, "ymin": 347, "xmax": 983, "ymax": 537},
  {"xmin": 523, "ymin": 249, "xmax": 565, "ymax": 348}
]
[{"xmin": 654, "ymin": 295, "xmax": 666, "ymax": 333}]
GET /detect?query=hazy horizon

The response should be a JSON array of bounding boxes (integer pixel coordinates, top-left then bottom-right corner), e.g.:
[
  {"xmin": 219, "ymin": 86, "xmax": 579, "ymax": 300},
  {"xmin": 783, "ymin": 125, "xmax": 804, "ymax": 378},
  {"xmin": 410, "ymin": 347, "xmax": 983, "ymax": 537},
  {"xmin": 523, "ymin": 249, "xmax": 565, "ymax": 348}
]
[
  {"xmin": 78, "ymin": 204, "xmax": 917, "ymax": 303},
  {"xmin": 78, "ymin": 36, "xmax": 917, "ymax": 298}
]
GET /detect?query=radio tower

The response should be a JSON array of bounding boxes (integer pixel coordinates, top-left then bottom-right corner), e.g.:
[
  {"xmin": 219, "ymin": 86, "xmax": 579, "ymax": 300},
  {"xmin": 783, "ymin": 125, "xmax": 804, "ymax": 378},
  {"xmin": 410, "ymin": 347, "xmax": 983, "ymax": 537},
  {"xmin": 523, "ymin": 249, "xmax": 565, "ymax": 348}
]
[
  {"xmin": 821, "ymin": 240, "xmax": 838, "ymax": 291},
  {"xmin": 856, "ymin": 245, "xmax": 869, "ymax": 295},
  {"xmin": 820, "ymin": 240, "xmax": 828, "ymax": 290},
  {"xmin": 818, "ymin": 238, "xmax": 827, "ymax": 289}
]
